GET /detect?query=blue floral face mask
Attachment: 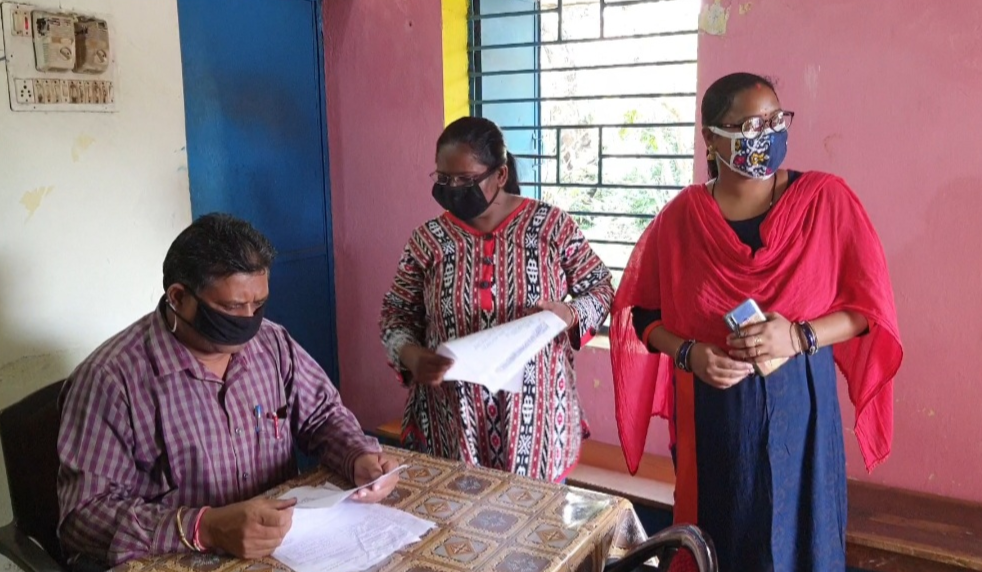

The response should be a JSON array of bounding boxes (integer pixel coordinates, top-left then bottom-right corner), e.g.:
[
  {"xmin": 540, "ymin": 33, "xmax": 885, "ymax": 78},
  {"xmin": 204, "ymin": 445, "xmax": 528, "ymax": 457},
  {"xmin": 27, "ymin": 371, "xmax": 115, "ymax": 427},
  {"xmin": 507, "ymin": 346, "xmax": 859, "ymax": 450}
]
[{"xmin": 710, "ymin": 127, "xmax": 789, "ymax": 179}]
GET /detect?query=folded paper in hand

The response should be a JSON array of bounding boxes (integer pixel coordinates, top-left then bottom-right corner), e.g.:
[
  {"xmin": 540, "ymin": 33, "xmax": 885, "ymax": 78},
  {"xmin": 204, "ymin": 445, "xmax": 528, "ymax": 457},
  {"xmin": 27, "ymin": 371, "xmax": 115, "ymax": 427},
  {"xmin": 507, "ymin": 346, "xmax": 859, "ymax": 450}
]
[
  {"xmin": 436, "ymin": 311, "xmax": 568, "ymax": 393},
  {"xmin": 278, "ymin": 464, "xmax": 407, "ymax": 510}
]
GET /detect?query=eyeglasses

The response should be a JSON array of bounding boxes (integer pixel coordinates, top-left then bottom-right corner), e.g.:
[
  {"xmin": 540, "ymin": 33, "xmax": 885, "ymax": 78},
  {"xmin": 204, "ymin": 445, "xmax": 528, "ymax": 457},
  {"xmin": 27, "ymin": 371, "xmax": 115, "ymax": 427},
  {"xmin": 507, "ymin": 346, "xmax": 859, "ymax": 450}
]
[
  {"xmin": 430, "ymin": 167, "xmax": 496, "ymax": 188},
  {"xmin": 715, "ymin": 110, "xmax": 795, "ymax": 138}
]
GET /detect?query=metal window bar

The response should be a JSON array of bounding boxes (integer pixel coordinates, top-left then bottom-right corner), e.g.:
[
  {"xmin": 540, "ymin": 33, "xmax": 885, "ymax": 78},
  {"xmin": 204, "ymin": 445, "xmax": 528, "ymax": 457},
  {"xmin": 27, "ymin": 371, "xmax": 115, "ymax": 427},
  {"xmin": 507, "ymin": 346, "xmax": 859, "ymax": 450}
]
[
  {"xmin": 600, "ymin": 0, "xmax": 605, "ymax": 38},
  {"xmin": 603, "ymin": 0, "xmax": 684, "ymax": 7},
  {"xmin": 474, "ymin": 92, "xmax": 697, "ymax": 104},
  {"xmin": 472, "ymin": 60, "xmax": 697, "ymax": 78},
  {"xmin": 568, "ymin": 210, "xmax": 654, "ymax": 220},
  {"xmin": 510, "ymin": 123, "xmax": 692, "ymax": 190},
  {"xmin": 470, "ymin": 0, "xmax": 697, "ymax": 276},
  {"xmin": 469, "ymin": 29, "xmax": 697, "ymax": 51},
  {"xmin": 598, "ymin": 128, "xmax": 604, "ymax": 189},
  {"xmin": 513, "ymin": 152, "xmax": 692, "ymax": 160},
  {"xmin": 499, "ymin": 122, "xmax": 694, "ymax": 130},
  {"xmin": 523, "ymin": 182, "xmax": 685, "ymax": 191},
  {"xmin": 587, "ymin": 238, "xmax": 642, "ymax": 246},
  {"xmin": 470, "ymin": 7, "xmax": 559, "ymax": 21},
  {"xmin": 469, "ymin": 1, "xmax": 482, "ymax": 114},
  {"xmin": 470, "ymin": 0, "xmax": 544, "ymax": 195}
]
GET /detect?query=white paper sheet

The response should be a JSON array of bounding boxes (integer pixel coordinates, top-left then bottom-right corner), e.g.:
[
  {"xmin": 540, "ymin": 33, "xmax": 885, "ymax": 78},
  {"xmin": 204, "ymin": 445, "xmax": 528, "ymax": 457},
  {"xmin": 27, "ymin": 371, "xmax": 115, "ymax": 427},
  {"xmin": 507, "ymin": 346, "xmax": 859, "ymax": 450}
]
[
  {"xmin": 436, "ymin": 310, "xmax": 567, "ymax": 393},
  {"xmin": 278, "ymin": 465, "xmax": 407, "ymax": 510},
  {"xmin": 272, "ymin": 501, "xmax": 435, "ymax": 572}
]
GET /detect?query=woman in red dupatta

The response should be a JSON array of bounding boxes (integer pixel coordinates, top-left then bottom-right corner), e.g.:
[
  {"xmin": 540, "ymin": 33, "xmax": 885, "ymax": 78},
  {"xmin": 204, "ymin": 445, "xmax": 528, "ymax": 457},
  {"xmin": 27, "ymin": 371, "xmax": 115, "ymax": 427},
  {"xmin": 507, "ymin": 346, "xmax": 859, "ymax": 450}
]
[{"xmin": 610, "ymin": 73, "xmax": 902, "ymax": 571}]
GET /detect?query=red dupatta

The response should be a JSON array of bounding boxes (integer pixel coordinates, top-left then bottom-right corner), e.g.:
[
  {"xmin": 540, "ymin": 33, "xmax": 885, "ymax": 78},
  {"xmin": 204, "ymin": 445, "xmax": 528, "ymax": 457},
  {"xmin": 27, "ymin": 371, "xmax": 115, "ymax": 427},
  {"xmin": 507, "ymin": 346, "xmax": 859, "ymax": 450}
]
[{"xmin": 610, "ymin": 171, "xmax": 903, "ymax": 475}]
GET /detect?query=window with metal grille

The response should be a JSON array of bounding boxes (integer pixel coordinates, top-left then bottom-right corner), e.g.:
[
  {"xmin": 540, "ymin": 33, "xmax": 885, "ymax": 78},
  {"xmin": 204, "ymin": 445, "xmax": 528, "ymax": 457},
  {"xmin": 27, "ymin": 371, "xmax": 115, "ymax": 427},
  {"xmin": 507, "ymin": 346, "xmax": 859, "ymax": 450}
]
[{"xmin": 469, "ymin": 0, "xmax": 700, "ymax": 286}]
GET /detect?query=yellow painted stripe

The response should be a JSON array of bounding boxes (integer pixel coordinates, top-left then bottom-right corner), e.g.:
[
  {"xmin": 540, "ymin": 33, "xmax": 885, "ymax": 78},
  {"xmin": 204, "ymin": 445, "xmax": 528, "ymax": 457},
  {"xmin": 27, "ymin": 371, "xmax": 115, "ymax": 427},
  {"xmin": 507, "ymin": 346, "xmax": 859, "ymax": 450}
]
[{"xmin": 442, "ymin": 0, "xmax": 469, "ymax": 125}]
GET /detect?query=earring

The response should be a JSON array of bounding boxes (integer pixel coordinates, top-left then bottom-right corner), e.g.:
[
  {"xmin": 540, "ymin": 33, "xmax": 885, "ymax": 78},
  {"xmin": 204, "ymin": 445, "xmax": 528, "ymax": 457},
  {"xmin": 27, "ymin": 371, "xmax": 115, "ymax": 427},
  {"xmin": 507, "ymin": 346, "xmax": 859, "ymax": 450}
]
[
  {"xmin": 707, "ymin": 146, "xmax": 717, "ymax": 161},
  {"xmin": 168, "ymin": 303, "xmax": 179, "ymax": 333}
]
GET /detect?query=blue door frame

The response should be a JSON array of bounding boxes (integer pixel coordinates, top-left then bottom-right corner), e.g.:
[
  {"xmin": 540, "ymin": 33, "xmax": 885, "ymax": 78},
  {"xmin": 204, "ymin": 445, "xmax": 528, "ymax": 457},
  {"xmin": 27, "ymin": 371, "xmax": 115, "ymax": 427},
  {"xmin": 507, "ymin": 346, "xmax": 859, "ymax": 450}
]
[{"xmin": 177, "ymin": 0, "xmax": 341, "ymax": 385}]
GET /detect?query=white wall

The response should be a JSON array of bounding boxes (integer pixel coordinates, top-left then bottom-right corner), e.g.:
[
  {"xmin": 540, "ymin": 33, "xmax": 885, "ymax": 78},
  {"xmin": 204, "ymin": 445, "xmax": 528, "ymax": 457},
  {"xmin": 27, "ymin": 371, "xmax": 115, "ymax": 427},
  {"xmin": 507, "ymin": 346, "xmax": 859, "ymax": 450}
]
[{"xmin": 0, "ymin": 0, "xmax": 191, "ymax": 551}]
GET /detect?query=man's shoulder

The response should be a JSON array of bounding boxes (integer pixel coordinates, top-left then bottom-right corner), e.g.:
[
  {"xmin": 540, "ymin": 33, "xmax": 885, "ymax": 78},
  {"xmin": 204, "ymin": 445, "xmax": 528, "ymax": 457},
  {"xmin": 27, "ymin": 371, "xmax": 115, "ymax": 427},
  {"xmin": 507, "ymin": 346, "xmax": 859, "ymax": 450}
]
[
  {"xmin": 65, "ymin": 312, "xmax": 157, "ymax": 399},
  {"xmin": 86, "ymin": 311, "xmax": 154, "ymax": 364},
  {"xmin": 248, "ymin": 318, "xmax": 295, "ymax": 360},
  {"xmin": 249, "ymin": 319, "xmax": 328, "ymax": 378},
  {"xmin": 254, "ymin": 318, "xmax": 290, "ymax": 346}
]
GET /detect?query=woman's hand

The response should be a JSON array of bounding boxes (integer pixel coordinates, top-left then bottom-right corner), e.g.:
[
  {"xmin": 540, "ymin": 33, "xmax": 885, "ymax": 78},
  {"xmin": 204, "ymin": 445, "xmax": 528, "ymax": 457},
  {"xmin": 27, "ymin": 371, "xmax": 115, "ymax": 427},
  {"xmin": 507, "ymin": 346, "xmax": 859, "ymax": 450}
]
[
  {"xmin": 689, "ymin": 342, "xmax": 755, "ymax": 389},
  {"xmin": 398, "ymin": 345, "xmax": 453, "ymax": 387},
  {"xmin": 726, "ymin": 312, "xmax": 800, "ymax": 361},
  {"xmin": 530, "ymin": 300, "xmax": 577, "ymax": 328}
]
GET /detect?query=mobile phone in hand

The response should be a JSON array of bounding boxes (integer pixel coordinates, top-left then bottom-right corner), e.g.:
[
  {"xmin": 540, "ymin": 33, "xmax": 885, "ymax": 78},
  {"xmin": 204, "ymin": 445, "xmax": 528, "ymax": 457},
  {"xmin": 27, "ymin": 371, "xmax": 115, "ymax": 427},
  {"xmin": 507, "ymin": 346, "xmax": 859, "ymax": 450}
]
[{"xmin": 723, "ymin": 299, "xmax": 788, "ymax": 377}]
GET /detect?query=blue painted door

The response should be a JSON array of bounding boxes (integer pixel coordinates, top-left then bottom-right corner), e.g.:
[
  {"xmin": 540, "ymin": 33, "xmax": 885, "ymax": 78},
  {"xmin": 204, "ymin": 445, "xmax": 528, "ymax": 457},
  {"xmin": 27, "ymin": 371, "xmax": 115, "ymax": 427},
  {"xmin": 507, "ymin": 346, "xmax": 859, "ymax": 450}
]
[{"xmin": 177, "ymin": 0, "xmax": 339, "ymax": 383}]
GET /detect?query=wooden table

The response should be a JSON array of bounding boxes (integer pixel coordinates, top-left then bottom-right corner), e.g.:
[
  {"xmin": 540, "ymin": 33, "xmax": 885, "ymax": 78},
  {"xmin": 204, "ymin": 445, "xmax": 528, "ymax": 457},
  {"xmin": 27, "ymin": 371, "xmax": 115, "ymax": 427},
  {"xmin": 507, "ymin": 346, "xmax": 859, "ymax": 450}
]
[{"xmin": 114, "ymin": 446, "xmax": 646, "ymax": 572}]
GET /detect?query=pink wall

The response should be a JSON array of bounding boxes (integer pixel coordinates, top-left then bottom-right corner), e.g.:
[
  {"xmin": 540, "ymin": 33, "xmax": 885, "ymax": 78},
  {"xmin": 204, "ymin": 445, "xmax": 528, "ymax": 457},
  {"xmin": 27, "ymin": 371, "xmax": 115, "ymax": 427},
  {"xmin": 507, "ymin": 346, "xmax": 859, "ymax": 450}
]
[
  {"xmin": 324, "ymin": 0, "xmax": 446, "ymax": 429},
  {"xmin": 326, "ymin": 0, "xmax": 982, "ymax": 503}
]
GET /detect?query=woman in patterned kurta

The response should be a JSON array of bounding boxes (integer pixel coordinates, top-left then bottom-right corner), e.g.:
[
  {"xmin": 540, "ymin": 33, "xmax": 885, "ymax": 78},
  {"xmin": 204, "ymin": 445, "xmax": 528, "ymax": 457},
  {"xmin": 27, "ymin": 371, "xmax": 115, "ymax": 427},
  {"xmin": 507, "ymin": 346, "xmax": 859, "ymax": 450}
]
[{"xmin": 380, "ymin": 117, "xmax": 613, "ymax": 482}]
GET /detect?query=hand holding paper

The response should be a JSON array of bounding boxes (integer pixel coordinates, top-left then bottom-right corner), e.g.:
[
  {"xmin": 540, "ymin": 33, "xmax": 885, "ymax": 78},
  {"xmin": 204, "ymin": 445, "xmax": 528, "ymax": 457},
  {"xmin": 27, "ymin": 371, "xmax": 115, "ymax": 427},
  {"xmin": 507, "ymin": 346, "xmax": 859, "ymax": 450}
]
[
  {"xmin": 532, "ymin": 300, "xmax": 576, "ymax": 327},
  {"xmin": 352, "ymin": 454, "xmax": 402, "ymax": 502},
  {"xmin": 279, "ymin": 464, "xmax": 406, "ymax": 510},
  {"xmin": 398, "ymin": 345, "xmax": 454, "ymax": 387},
  {"xmin": 436, "ymin": 310, "xmax": 568, "ymax": 393},
  {"xmin": 197, "ymin": 497, "xmax": 296, "ymax": 559}
]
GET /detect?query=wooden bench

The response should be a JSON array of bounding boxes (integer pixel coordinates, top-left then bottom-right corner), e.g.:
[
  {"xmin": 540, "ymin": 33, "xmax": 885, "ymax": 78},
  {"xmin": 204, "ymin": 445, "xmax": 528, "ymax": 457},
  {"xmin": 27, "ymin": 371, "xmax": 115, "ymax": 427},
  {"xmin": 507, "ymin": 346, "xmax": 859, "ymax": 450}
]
[
  {"xmin": 847, "ymin": 482, "xmax": 982, "ymax": 571},
  {"xmin": 376, "ymin": 419, "xmax": 982, "ymax": 570}
]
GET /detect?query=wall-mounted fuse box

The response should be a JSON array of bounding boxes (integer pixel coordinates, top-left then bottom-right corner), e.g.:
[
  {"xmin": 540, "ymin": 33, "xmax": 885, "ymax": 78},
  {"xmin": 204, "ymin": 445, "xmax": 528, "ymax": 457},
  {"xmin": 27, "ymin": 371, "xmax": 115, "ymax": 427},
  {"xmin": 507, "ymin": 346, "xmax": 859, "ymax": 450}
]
[
  {"xmin": 32, "ymin": 11, "xmax": 75, "ymax": 72},
  {"xmin": 1, "ymin": 2, "xmax": 115, "ymax": 112},
  {"xmin": 74, "ymin": 17, "xmax": 109, "ymax": 74}
]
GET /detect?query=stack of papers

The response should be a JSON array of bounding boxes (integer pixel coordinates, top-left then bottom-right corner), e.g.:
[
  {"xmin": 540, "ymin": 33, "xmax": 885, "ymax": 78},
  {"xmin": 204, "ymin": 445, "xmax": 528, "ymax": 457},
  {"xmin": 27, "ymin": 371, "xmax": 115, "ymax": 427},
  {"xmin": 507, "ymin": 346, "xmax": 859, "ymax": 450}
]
[
  {"xmin": 273, "ymin": 467, "xmax": 435, "ymax": 572},
  {"xmin": 273, "ymin": 502, "xmax": 434, "ymax": 572},
  {"xmin": 436, "ymin": 310, "xmax": 568, "ymax": 393}
]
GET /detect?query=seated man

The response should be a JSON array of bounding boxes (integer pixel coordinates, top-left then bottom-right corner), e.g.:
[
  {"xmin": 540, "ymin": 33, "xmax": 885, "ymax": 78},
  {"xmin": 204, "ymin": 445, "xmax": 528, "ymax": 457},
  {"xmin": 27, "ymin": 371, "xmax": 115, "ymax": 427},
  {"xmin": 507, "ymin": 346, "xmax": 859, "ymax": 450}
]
[{"xmin": 57, "ymin": 213, "xmax": 397, "ymax": 569}]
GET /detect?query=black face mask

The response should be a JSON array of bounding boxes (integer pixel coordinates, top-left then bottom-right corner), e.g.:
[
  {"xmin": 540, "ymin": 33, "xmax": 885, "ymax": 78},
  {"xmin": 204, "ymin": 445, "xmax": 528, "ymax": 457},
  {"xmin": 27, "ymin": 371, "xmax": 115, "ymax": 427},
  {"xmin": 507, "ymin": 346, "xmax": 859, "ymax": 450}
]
[
  {"xmin": 431, "ymin": 168, "xmax": 501, "ymax": 221},
  {"xmin": 166, "ymin": 290, "xmax": 265, "ymax": 346}
]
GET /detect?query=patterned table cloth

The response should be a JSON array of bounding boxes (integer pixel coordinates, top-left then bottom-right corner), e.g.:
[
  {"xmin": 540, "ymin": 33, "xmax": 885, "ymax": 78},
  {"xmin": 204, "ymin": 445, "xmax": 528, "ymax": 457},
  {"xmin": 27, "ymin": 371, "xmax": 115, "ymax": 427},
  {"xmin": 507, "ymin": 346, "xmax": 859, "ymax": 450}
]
[{"xmin": 114, "ymin": 446, "xmax": 646, "ymax": 572}]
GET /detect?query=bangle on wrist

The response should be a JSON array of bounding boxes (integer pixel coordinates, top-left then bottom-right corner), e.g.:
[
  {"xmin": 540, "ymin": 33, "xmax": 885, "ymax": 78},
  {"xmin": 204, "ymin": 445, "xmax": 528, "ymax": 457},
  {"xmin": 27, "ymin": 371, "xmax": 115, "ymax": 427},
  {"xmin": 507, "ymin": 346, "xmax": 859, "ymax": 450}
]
[
  {"xmin": 798, "ymin": 321, "xmax": 819, "ymax": 355},
  {"xmin": 790, "ymin": 323, "xmax": 803, "ymax": 355},
  {"xmin": 193, "ymin": 507, "xmax": 209, "ymax": 552},
  {"xmin": 675, "ymin": 340, "xmax": 696, "ymax": 372},
  {"xmin": 175, "ymin": 507, "xmax": 200, "ymax": 552},
  {"xmin": 563, "ymin": 302, "xmax": 578, "ymax": 327}
]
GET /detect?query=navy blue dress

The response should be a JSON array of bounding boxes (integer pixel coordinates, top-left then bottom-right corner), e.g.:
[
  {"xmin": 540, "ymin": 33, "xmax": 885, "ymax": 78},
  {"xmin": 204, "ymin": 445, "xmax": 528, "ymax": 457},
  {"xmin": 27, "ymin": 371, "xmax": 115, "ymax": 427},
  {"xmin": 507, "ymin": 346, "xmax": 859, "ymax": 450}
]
[{"xmin": 632, "ymin": 171, "xmax": 848, "ymax": 571}]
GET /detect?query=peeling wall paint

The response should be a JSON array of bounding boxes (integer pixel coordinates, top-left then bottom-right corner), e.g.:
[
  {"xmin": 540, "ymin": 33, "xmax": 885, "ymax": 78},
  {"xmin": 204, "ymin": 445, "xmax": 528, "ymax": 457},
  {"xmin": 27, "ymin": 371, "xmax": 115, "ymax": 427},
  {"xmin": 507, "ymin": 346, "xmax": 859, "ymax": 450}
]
[
  {"xmin": 822, "ymin": 132, "xmax": 842, "ymax": 160},
  {"xmin": 174, "ymin": 145, "xmax": 188, "ymax": 172},
  {"xmin": 804, "ymin": 64, "xmax": 820, "ymax": 99},
  {"xmin": 699, "ymin": 0, "xmax": 731, "ymax": 36},
  {"xmin": 0, "ymin": 350, "xmax": 87, "ymax": 402},
  {"xmin": 71, "ymin": 133, "xmax": 95, "ymax": 162},
  {"xmin": 19, "ymin": 186, "xmax": 54, "ymax": 220}
]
